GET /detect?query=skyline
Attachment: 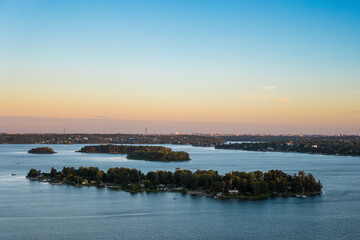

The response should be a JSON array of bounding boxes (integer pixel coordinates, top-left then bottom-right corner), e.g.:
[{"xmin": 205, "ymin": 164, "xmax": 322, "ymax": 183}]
[
  {"xmin": 1, "ymin": 1, "xmax": 360, "ymax": 134},
  {"xmin": 1, "ymin": 115, "xmax": 359, "ymax": 135}
]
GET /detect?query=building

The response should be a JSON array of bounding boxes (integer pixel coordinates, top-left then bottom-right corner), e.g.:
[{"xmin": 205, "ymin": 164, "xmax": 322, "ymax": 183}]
[{"xmin": 228, "ymin": 189, "xmax": 239, "ymax": 195}]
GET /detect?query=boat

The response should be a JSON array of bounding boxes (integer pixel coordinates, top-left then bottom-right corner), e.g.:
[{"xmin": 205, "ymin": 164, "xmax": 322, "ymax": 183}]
[
  {"xmin": 296, "ymin": 187, "xmax": 307, "ymax": 198},
  {"xmin": 11, "ymin": 173, "xmax": 16, "ymax": 176}
]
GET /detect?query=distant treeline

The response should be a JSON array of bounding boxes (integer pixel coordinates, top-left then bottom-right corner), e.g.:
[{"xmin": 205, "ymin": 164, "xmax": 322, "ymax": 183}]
[
  {"xmin": 216, "ymin": 140, "xmax": 360, "ymax": 156},
  {"xmin": 0, "ymin": 133, "xmax": 225, "ymax": 145},
  {"xmin": 28, "ymin": 147, "xmax": 56, "ymax": 154},
  {"xmin": 27, "ymin": 167, "xmax": 322, "ymax": 198},
  {"xmin": 219, "ymin": 135, "xmax": 360, "ymax": 142},
  {"xmin": 78, "ymin": 145, "xmax": 190, "ymax": 161}
]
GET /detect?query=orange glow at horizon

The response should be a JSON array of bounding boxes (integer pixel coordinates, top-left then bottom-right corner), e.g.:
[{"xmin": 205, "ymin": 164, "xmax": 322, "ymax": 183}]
[{"xmin": 1, "ymin": 83, "xmax": 359, "ymax": 130}]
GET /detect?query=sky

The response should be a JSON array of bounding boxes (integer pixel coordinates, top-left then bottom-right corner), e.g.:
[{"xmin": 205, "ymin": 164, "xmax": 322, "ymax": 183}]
[{"xmin": 1, "ymin": 0, "xmax": 360, "ymax": 134}]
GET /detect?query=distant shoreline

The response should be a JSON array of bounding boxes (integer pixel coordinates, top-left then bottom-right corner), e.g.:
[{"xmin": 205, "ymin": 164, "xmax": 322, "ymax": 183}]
[
  {"xmin": 0, "ymin": 133, "xmax": 225, "ymax": 145},
  {"xmin": 216, "ymin": 141, "xmax": 360, "ymax": 157}
]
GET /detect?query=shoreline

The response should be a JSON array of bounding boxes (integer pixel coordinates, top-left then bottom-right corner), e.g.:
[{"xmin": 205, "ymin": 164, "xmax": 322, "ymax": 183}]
[
  {"xmin": 216, "ymin": 147, "xmax": 360, "ymax": 157},
  {"xmin": 27, "ymin": 177, "xmax": 322, "ymax": 200}
]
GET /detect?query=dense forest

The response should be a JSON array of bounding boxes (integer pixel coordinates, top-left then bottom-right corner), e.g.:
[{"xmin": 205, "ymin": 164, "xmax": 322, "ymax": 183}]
[
  {"xmin": 0, "ymin": 133, "xmax": 225, "ymax": 145},
  {"xmin": 28, "ymin": 147, "xmax": 56, "ymax": 154},
  {"xmin": 78, "ymin": 145, "xmax": 190, "ymax": 161},
  {"xmin": 27, "ymin": 166, "xmax": 322, "ymax": 199},
  {"xmin": 216, "ymin": 140, "xmax": 360, "ymax": 156},
  {"xmin": 78, "ymin": 145, "xmax": 164, "ymax": 154}
]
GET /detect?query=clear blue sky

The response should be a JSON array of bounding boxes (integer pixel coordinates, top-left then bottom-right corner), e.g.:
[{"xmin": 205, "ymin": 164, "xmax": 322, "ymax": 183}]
[{"xmin": 1, "ymin": 0, "xmax": 360, "ymax": 134}]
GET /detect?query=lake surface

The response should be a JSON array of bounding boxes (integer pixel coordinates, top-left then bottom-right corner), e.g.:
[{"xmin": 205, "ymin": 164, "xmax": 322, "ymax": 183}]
[{"xmin": 1, "ymin": 144, "xmax": 360, "ymax": 239}]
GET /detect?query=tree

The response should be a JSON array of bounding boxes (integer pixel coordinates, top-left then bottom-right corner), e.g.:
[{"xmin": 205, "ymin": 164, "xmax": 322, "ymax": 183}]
[
  {"xmin": 50, "ymin": 167, "xmax": 57, "ymax": 178},
  {"xmin": 27, "ymin": 168, "xmax": 38, "ymax": 178},
  {"xmin": 96, "ymin": 171, "xmax": 105, "ymax": 184}
]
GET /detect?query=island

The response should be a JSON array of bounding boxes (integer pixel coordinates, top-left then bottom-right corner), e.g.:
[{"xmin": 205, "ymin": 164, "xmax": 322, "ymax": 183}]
[
  {"xmin": 27, "ymin": 166, "xmax": 322, "ymax": 199},
  {"xmin": 78, "ymin": 145, "xmax": 190, "ymax": 161},
  {"xmin": 215, "ymin": 140, "xmax": 360, "ymax": 156},
  {"xmin": 28, "ymin": 147, "xmax": 57, "ymax": 154}
]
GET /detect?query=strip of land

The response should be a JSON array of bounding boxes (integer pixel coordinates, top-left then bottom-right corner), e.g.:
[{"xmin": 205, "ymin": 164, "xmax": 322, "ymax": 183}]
[
  {"xmin": 28, "ymin": 147, "xmax": 57, "ymax": 154},
  {"xmin": 78, "ymin": 145, "xmax": 190, "ymax": 161},
  {"xmin": 216, "ymin": 140, "xmax": 360, "ymax": 156},
  {"xmin": 27, "ymin": 167, "xmax": 322, "ymax": 199},
  {"xmin": 0, "ymin": 133, "xmax": 225, "ymax": 145}
]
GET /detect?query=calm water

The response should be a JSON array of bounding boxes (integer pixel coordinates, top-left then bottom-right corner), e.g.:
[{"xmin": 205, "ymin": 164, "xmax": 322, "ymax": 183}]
[{"xmin": 1, "ymin": 144, "xmax": 360, "ymax": 239}]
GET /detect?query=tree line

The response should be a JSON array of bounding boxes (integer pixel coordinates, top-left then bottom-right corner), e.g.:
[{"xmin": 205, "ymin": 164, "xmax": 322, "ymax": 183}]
[
  {"xmin": 27, "ymin": 167, "xmax": 322, "ymax": 197},
  {"xmin": 216, "ymin": 140, "xmax": 360, "ymax": 156},
  {"xmin": 28, "ymin": 147, "xmax": 56, "ymax": 154},
  {"xmin": 78, "ymin": 145, "xmax": 190, "ymax": 161}
]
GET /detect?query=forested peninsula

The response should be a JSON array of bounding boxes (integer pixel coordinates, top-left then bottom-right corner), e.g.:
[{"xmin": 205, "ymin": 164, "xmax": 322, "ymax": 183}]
[
  {"xmin": 216, "ymin": 140, "xmax": 360, "ymax": 156},
  {"xmin": 27, "ymin": 167, "xmax": 322, "ymax": 199},
  {"xmin": 28, "ymin": 147, "xmax": 56, "ymax": 154},
  {"xmin": 78, "ymin": 145, "xmax": 190, "ymax": 161}
]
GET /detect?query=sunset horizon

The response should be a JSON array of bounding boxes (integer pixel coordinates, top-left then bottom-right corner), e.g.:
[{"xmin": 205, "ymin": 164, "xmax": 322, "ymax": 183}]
[
  {"xmin": 1, "ymin": 1, "xmax": 360, "ymax": 135},
  {"xmin": 1, "ymin": 115, "xmax": 359, "ymax": 135}
]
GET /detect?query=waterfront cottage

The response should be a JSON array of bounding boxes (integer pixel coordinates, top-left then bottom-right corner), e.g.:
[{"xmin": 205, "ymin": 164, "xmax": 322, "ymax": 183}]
[{"xmin": 228, "ymin": 189, "xmax": 239, "ymax": 195}]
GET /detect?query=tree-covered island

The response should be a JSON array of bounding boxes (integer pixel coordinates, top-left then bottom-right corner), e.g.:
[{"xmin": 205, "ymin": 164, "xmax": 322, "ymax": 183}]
[
  {"xmin": 216, "ymin": 140, "xmax": 360, "ymax": 156},
  {"xmin": 78, "ymin": 145, "xmax": 190, "ymax": 161},
  {"xmin": 28, "ymin": 147, "xmax": 57, "ymax": 154},
  {"xmin": 27, "ymin": 166, "xmax": 322, "ymax": 199}
]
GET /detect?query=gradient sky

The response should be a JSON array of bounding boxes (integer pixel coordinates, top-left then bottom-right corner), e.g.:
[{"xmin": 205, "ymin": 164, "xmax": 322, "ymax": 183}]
[{"xmin": 1, "ymin": 0, "xmax": 360, "ymax": 134}]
